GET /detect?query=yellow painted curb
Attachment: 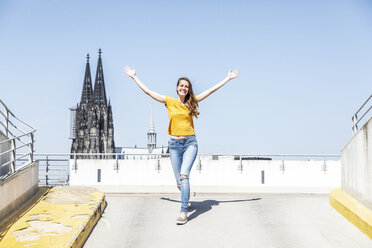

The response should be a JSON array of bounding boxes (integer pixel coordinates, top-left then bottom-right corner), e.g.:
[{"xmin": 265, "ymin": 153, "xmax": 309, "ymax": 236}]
[
  {"xmin": 330, "ymin": 188, "xmax": 372, "ymax": 239},
  {"xmin": 0, "ymin": 186, "xmax": 106, "ymax": 248}
]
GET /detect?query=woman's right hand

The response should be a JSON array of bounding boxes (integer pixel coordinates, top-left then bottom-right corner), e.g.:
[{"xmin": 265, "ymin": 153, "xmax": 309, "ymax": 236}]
[{"xmin": 124, "ymin": 66, "xmax": 136, "ymax": 78}]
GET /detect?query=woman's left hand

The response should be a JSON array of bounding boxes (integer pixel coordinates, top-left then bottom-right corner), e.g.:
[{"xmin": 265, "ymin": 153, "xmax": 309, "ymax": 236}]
[
  {"xmin": 227, "ymin": 70, "xmax": 240, "ymax": 80},
  {"xmin": 125, "ymin": 66, "xmax": 136, "ymax": 78}
]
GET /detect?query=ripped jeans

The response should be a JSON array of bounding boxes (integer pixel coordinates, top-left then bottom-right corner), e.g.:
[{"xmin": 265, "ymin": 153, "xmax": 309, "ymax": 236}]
[{"xmin": 168, "ymin": 135, "xmax": 198, "ymax": 213}]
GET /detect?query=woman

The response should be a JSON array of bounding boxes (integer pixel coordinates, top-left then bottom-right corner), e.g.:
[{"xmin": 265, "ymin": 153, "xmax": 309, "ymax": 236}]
[{"xmin": 124, "ymin": 66, "xmax": 239, "ymax": 224}]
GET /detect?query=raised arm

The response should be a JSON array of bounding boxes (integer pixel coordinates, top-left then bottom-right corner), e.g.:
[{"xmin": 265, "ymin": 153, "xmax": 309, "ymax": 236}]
[
  {"xmin": 124, "ymin": 66, "xmax": 166, "ymax": 103},
  {"xmin": 195, "ymin": 70, "xmax": 239, "ymax": 102}
]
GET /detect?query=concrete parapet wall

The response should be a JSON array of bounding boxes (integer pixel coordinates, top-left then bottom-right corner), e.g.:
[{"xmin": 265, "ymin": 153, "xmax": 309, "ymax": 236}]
[
  {"xmin": 70, "ymin": 158, "xmax": 340, "ymax": 193},
  {"xmin": 0, "ymin": 161, "xmax": 39, "ymax": 222},
  {"xmin": 341, "ymin": 117, "xmax": 372, "ymax": 208},
  {"xmin": 0, "ymin": 131, "xmax": 11, "ymax": 177}
]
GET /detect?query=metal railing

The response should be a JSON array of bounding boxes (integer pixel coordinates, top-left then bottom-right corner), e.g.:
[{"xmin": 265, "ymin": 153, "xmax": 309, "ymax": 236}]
[
  {"xmin": 33, "ymin": 153, "xmax": 167, "ymax": 185},
  {"xmin": 33, "ymin": 154, "xmax": 70, "ymax": 186},
  {"xmin": 235, "ymin": 154, "xmax": 340, "ymax": 174},
  {"xmin": 34, "ymin": 152, "xmax": 340, "ymax": 186},
  {"xmin": 352, "ymin": 94, "xmax": 372, "ymax": 134},
  {"xmin": 0, "ymin": 99, "xmax": 36, "ymax": 180}
]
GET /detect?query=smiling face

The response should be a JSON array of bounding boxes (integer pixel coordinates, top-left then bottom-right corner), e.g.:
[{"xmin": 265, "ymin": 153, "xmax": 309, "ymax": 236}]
[{"xmin": 177, "ymin": 79, "xmax": 190, "ymax": 97}]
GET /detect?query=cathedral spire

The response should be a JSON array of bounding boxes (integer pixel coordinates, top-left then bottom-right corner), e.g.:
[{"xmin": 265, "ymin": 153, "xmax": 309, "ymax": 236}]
[
  {"xmin": 80, "ymin": 53, "xmax": 93, "ymax": 108},
  {"xmin": 149, "ymin": 108, "xmax": 155, "ymax": 132},
  {"xmin": 71, "ymin": 49, "xmax": 115, "ymax": 158},
  {"xmin": 93, "ymin": 48, "xmax": 107, "ymax": 107}
]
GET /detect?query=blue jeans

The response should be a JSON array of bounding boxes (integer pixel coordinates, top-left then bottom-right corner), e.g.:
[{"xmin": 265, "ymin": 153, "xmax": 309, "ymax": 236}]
[{"xmin": 168, "ymin": 135, "xmax": 198, "ymax": 213}]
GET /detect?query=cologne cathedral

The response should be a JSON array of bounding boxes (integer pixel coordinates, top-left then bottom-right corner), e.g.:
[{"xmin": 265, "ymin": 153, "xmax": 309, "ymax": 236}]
[{"xmin": 71, "ymin": 49, "xmax": 115, "ymax": 157}]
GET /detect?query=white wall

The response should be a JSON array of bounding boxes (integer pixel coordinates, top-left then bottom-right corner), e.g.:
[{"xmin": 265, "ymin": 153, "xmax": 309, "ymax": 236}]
[
  {"xmin": 70, "ymin": 157, "xmax": 340, "ymax": 193},
  {"xmin": 341, "ymin": 117, "xmax": 372, "ymax": 208}
]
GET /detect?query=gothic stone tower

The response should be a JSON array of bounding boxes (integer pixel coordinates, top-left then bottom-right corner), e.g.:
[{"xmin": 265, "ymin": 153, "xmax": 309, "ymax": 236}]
[{"xmin": 71, "ymin": 49, "xmax": 115, "ymax": 157}]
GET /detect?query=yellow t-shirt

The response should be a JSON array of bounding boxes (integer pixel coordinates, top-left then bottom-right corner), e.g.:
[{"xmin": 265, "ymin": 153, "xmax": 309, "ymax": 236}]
[{"xmin": 165, "ymin": 96, "xmax": 195, "ymax": 136}]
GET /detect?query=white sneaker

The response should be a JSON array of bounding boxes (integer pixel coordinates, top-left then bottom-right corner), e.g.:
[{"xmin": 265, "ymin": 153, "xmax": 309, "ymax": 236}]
[
  {"xmin": 176, "ymin": 215, "xmax": 188, "ymax": 225},
  {"xmin": 176, "ymin": 214, "xmax": 187, "ymax": 225}
]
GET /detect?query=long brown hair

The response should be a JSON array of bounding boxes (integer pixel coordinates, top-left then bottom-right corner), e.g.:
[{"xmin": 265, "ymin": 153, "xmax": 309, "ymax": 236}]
[{"xmin": 177, "ymin": 77, "xmax": 200, "ymax": 118}]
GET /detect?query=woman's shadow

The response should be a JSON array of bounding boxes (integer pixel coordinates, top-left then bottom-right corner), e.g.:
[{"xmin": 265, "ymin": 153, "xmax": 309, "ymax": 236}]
[{"xmin": 160, "ymin": 197, "xmax": 261, "ymax": 222}]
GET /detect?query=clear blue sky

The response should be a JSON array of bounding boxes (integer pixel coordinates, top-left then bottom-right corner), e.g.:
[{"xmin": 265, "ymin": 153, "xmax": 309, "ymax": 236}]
[{"xmin": 0, "ymin": 0, "xmax": 371, "ymax": 154}]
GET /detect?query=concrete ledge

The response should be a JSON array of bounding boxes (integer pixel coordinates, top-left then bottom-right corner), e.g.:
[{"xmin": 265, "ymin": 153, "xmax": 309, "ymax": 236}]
[
  {"xmin": 330, "ymin": 188, "xmax": 372, "ymax": 239},
  {"xmin": 0, "ymin": 186, "xmax": 106, "ymax": 248}
]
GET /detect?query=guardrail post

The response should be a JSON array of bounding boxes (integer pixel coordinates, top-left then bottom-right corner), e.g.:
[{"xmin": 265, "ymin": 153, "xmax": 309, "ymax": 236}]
[
  {"xmin": 237, "ymin": 155, "xmax": 243, "ymax": 173},
  {"xmin": 352, "ymin": 114, "xmax": 358, "ymax": 134},
  {"xmin": 322, "ymin": 157, "xmax": 327, "ymax": 173},
  {"xmin": 280, "ymin": 154, "xmax": 285, "ymax": 173},
  {"xmin": 5, "ymin": 110, "xmax": 9, "ymax": 137},
  {"xmin": 114, "ymin": 154, "xmax": 119, "ymax": 172},
  {"xmin": 28, "ymin": 133, "xmax": 34, "ymax": 164},
  {"xmin": 10, "ymin": 139, "xmax": 16, "ymax": 172},
  {"xmin": 196, "ymin": 156, "xmax": 202, "ymax": 173},
  {"xmin": 46, "ymin": 154, "xmax": 49, "ymax": 185},
  {"xmin": 73, "ymin": 154, "xmax": 77, "ymax": 170}
]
